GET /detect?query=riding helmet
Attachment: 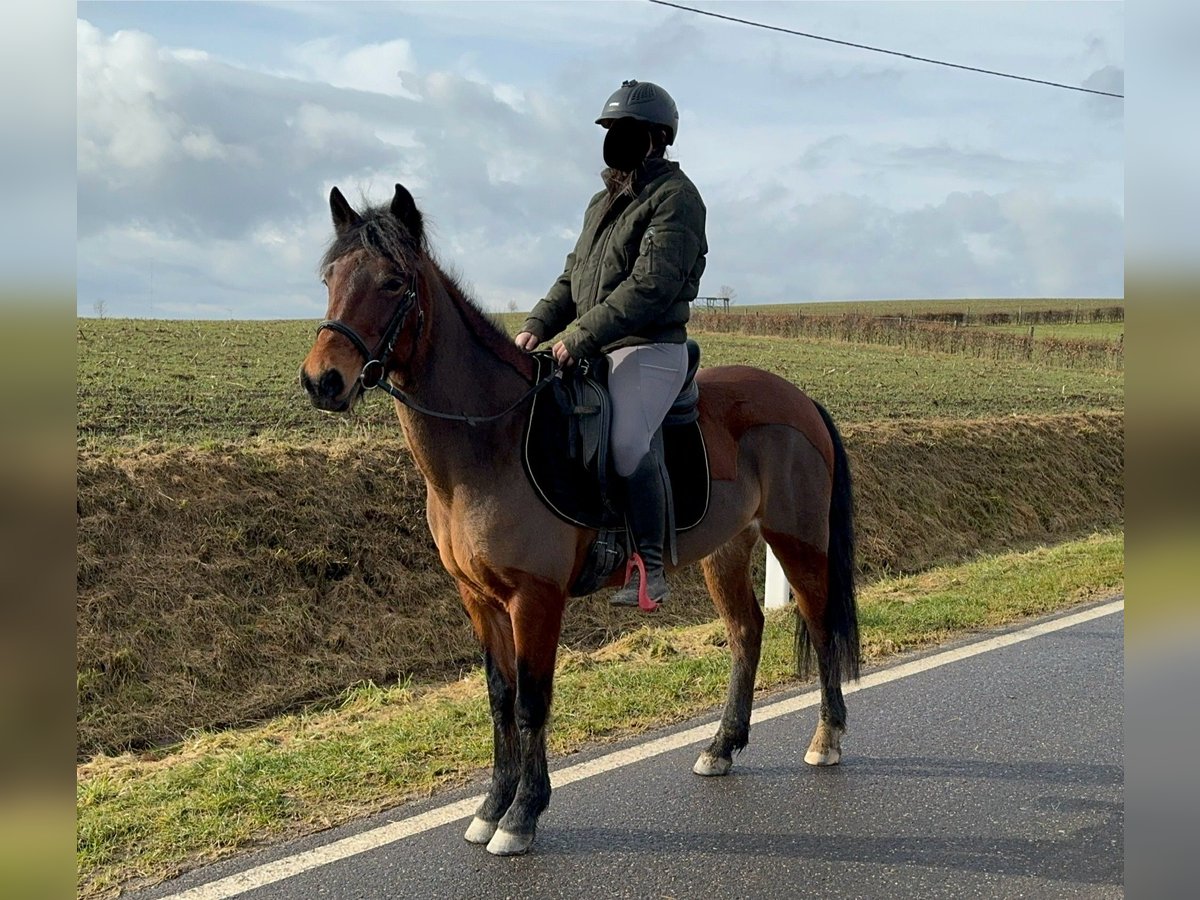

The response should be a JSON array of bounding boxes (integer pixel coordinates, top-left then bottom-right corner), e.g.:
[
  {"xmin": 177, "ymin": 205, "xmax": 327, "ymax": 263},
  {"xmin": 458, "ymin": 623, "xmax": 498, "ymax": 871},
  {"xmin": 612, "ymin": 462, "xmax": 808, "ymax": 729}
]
[{"xmin": 596, "ymin": 80, "xmax": 679, "ymax": 145}]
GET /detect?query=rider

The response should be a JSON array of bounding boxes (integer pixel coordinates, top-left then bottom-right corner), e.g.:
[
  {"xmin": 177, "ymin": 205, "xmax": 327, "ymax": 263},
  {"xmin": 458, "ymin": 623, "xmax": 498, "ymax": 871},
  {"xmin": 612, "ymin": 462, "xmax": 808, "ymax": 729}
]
[{"xmin": 514, "ymin": 80, "xmax": 708, "ymax": 607}]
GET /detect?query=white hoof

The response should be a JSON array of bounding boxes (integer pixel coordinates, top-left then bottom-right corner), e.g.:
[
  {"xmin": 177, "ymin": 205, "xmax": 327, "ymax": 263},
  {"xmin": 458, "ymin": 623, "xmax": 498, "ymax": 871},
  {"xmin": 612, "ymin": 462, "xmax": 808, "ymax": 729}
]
[
  {"xmin": 486, "ymin": 828, "xmax": 534, "ymax": 856},
  {"xmin": 693, "ymin": 752, "xmax": 732, "ymax": 776},
  {"xmin": 464, "ymin": 816, "xmax": 497, "ymax": 844},
  {"xmin": 804, "ymin": 747, "xmax": 841, "ymax": 766}
]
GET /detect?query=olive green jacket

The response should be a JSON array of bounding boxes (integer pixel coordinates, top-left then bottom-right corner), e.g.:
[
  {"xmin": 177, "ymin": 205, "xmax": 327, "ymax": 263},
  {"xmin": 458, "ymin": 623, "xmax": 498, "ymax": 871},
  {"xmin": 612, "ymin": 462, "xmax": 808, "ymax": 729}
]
[{"xmin": 522, "ymin": 158, "xmax": 707, "ymax": 360}]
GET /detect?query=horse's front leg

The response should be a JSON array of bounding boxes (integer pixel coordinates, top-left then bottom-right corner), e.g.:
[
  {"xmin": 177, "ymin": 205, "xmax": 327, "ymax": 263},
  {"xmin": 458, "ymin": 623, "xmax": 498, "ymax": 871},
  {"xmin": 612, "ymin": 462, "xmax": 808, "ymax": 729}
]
[
  {"xmin": 460, "ymin": 590, "xmax": 520, "ymax": 845},
  {"xmin": 487, "ymin": 581, "xmax": 566, "ymax": 857}
]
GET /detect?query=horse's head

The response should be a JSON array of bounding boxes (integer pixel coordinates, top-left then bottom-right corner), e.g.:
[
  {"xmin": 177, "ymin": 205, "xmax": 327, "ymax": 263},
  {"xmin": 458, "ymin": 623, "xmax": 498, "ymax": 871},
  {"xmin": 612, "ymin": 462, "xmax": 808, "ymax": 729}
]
[{"xmin": 300, "ymin": 184, "xmax": 426, "ymax": 412}]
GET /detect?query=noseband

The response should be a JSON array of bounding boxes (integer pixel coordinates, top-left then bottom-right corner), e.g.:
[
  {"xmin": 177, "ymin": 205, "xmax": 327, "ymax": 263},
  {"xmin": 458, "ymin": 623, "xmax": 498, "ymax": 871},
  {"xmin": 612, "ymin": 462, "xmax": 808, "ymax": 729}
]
[{"xmin": 315, "ymin": 270, "xmax": 555, "ymax": 426}]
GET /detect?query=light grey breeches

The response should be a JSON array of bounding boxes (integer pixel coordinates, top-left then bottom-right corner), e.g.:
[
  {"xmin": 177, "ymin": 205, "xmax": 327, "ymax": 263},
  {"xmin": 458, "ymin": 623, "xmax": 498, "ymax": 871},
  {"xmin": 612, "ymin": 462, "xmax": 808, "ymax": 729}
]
[{"xmin": 606, "ymin": 342, "xmax": 689, "ymax": 478}]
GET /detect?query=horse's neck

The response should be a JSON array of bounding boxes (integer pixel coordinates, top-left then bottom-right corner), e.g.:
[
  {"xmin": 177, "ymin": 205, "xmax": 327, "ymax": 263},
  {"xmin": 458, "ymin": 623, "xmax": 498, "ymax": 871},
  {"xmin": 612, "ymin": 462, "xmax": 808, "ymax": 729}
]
[{"xmin": 394, "ymin": 277, "xmax": 531, "ymax": 495}]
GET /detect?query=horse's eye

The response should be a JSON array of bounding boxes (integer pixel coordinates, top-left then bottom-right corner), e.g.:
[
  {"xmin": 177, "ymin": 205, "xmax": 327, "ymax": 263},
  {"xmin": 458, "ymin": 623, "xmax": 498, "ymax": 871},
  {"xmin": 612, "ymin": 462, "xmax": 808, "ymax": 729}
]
[{"xmin": 382, "ymin": 277, "xmax": 407, "ymax": 294}]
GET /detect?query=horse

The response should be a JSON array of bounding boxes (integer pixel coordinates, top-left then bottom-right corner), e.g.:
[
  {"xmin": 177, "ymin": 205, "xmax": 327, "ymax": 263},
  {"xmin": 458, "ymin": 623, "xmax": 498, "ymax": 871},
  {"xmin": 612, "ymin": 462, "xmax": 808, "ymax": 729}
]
[{"xmin": 300, "ymin": 184, "xmax": 860, "ymax": 857}]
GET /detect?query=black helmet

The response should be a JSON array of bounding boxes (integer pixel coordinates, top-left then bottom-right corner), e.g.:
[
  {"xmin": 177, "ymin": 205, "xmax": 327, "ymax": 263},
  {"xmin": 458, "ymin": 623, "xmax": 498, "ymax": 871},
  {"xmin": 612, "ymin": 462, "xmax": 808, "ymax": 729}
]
[{"xmin": 596, "ymin": 80, "xmax": 679, "ymax": 145}]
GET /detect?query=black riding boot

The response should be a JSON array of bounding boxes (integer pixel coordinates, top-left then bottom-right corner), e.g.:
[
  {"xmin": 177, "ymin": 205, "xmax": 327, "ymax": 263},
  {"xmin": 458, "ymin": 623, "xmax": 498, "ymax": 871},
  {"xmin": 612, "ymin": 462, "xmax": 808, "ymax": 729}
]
[{"xmin": 610, "ymin": 453, "xmax": 670, "ymax": 607}]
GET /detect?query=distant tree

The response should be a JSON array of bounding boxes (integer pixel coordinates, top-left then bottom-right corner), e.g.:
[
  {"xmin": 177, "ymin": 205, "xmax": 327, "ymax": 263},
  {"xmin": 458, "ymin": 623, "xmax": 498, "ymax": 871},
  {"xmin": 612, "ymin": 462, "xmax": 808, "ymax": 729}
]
[
  {"xmin": 719, "ymin": 285, "xmax": 737, "ymax": 305},
  {"xmin": 505, "ymin": 299, "xmax": 520, "ymax": 313},
  {"xmin": 93, "ymin": 299, "xmax": 107, "ymax": 319}
]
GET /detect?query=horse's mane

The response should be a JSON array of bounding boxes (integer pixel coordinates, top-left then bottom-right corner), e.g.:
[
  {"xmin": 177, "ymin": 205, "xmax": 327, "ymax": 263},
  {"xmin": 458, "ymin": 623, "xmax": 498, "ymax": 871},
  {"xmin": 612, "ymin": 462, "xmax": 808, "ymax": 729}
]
[
  {"xmin": 320, "ymin": 203, "xmax": 533, "ymax": 378},
  {"xmin": 320, "ymin": 203, "xmax": 423, "ymax": 276}
]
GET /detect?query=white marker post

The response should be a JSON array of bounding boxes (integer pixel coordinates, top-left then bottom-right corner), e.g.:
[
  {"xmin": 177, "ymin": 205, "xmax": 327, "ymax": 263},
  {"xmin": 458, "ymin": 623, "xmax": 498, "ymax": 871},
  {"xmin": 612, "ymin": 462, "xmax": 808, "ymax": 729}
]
[{"xmin": 764, "ymin": 545, "xmax": 791, "ymax": 609}]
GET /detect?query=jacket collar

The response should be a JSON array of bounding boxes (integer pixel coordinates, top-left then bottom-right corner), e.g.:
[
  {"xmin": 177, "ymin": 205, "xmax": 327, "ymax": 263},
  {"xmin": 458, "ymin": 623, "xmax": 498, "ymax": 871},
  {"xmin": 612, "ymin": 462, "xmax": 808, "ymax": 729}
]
[{"xmin": 638, "ymin": 156, "xmax": 676, "ymax": 185}]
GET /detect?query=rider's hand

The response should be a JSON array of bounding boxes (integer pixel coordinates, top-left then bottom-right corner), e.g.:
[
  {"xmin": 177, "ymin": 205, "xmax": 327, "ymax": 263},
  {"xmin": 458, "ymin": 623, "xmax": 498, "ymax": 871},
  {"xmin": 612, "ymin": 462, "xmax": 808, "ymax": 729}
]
[
  {"xmin": 514, "ymin": 331, "xmax": 540, "ymax": 351},
  {"xmin": 552, "ymin": 341, "xmax": 575, "ymax": 368}
]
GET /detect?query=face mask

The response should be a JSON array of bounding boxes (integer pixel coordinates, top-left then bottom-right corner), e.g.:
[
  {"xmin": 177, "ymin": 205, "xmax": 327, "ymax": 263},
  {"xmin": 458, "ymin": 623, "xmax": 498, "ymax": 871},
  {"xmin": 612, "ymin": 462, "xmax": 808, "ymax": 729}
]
[{"xmin": 603, "ymin": 118, "xmax": 652, "ymax": 171}]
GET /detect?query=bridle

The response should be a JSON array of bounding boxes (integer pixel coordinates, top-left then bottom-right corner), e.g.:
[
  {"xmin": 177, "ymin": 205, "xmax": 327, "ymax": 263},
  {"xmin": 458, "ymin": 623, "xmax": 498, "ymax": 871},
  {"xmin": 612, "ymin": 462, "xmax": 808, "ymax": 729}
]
[
  {"xmin": 315, "ymin": 270, "xmax": 556, "ymax": 427},
  {"xmin": 317, "ymin": 271, "xmax": 422, "ymax": 393}
]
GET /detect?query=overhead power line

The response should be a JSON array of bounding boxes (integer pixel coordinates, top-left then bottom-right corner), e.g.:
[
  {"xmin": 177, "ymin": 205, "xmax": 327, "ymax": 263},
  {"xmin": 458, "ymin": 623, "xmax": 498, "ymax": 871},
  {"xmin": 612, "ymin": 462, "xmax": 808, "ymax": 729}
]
[{"xmin": 647, "ymin": 0, "xmax": 1124, "ymax": 99}]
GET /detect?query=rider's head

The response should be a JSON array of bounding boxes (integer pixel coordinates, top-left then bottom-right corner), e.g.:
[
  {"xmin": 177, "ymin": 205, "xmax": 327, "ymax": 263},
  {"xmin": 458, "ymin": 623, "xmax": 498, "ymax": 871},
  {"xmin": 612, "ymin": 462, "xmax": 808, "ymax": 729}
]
[{"xmin": 596, "ymin": 80, "xmax": 678, "ymax": 173}]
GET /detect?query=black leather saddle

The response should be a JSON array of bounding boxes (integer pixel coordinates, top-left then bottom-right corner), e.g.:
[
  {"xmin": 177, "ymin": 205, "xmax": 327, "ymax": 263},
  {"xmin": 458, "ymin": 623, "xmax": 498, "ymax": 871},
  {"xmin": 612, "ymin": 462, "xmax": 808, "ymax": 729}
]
[{"xmin": 522, "ymin": 339, "xmax": 710, "ymax": 534}]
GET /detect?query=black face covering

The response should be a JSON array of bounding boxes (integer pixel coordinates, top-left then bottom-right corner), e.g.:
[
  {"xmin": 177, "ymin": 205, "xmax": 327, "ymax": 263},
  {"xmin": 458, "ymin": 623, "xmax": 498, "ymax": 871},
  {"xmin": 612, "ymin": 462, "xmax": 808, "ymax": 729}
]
[{"xmin": 603, "ymin": 118, "xmax": 652, "ymax": 172}]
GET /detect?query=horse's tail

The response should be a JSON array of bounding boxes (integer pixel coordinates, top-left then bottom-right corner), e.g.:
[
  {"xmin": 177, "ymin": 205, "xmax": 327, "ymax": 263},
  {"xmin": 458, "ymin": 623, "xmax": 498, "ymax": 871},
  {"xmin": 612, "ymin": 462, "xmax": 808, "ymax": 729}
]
[{"xmin": 795, "ymin": 401, "xmax": 861, "ymax": 683}]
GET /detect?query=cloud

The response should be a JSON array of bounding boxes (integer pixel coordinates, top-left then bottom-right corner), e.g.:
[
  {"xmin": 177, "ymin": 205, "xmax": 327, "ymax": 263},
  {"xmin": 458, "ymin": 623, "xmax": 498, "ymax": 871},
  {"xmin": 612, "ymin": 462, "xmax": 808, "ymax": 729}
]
[
  {"xmin": 76, "ymin": 16, "xmax": 598, "ymax": 315},
  {"xmin": 76, "ymin": 5, "xmax": 1124, "ymax": 318},
  {"xmin": 704, "ymin": 189, "xmax": 1123, "ymax": 302},
  {"xmin": 1082, "ymin": 64, "xmax": 1125, "ymax": 120},
  {"xmin": 284, "ymin": 37, "xmax": 421, "ymax": 99}
]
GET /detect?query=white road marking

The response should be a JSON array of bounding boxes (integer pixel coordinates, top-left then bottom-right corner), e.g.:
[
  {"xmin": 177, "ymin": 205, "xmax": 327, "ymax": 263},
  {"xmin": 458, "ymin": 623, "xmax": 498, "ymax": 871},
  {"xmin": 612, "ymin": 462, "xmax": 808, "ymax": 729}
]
[{"xmin": 158, "ymin": 598, "xmax": 1123, "ymax": 900}]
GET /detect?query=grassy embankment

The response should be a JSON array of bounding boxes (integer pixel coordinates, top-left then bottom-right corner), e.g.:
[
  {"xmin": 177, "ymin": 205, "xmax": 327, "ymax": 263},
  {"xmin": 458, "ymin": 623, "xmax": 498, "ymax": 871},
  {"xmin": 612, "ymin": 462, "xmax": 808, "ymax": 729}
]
[
  {"xmin": 77, "ymin": 531, "xmax": 1124, "ymax": 899},
  {"xmin": 77, "ymin": 411, "xmax": 1123, "ymax": 757}
]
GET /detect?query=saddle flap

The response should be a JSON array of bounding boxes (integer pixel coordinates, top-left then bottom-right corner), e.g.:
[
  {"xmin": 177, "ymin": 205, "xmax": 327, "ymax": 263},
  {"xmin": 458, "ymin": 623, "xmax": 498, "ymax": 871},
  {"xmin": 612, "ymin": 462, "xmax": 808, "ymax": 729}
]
[
  {"xmin": 523, "ymin": 352, "xmax": 711, "ymax": 534},
  {"xmin": 663, "ymin": 339, "xmax": 702, "ymax": 427},
  {"xmin": 553, "ymin": 364, "xmax": 611, "ymax": 473}
]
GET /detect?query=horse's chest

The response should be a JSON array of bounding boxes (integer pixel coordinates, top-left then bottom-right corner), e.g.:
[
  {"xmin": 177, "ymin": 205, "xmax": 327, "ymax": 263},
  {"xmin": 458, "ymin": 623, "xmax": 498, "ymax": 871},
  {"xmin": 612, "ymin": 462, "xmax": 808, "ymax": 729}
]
[{"xmin": 425, "ymin": 493, "xmax": 502, "ymax": 580}]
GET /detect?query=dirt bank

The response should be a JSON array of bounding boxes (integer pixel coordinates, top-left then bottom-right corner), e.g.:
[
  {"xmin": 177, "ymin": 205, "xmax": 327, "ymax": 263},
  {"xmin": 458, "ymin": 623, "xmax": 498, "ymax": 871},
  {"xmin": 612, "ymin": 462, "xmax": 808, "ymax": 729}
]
[{"xmin": 77, "ymin": 412, "xmax": 1122, "ymax": 757}]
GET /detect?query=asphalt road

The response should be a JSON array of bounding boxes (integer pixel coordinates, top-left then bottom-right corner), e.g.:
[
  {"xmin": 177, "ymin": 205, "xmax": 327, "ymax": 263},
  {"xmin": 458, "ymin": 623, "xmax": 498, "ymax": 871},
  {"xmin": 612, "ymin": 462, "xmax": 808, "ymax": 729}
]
[{"xmin": 138, "ymin": 600, "xmax": 1123, "ymax": 900}]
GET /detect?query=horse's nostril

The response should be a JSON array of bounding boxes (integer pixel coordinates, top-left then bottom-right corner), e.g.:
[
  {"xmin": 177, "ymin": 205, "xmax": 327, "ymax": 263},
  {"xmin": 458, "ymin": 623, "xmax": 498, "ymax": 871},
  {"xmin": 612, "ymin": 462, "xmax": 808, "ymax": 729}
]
[
  {"xmin": 300, "ymin": 368, "xmax": 317, "ymax": 397},
  {"xmin": 318, "ymin": 369, "xmax": 344, "ymax": 400}
]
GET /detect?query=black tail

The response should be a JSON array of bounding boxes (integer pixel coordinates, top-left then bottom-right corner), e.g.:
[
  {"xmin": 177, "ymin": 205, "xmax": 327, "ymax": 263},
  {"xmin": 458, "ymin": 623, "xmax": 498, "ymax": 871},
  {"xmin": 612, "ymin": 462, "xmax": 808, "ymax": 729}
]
[{"xmin": 795, "ymin": 401, "xmax": 861, "ymax": 683}]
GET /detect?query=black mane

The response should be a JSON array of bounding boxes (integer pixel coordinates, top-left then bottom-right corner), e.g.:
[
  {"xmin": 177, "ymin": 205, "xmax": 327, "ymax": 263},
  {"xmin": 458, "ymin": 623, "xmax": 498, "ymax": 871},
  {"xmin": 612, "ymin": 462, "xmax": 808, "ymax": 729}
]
[
  {"xmin": 319, "ymin": 203, "xmax": 423, "ymax": 275},
  {"xmin": 321, "ymin": 203, "xmax": 533, "ymax": 377}
]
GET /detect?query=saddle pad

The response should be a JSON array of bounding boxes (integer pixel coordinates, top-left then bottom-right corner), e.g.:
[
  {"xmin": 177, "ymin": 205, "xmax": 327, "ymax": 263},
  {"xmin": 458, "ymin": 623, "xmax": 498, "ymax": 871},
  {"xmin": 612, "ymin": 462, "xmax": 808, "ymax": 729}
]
[{"xmin": 522, "ymin": 356, "xmax": 711, "ymax": 532}]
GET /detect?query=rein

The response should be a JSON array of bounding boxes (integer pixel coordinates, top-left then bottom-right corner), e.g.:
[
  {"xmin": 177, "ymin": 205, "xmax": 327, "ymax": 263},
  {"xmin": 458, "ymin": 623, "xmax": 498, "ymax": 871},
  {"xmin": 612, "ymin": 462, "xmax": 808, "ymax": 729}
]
[{"xmin": 316, "ymin": 272, "xmax": 556, "ymax": 427}]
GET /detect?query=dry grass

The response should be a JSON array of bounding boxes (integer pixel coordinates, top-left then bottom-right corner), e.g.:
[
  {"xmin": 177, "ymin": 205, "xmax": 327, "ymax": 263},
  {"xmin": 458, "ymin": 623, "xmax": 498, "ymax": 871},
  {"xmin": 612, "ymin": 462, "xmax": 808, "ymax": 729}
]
[{"xmin": 77, "ymin": 412, "xmax": 1122, "ymax": 758}]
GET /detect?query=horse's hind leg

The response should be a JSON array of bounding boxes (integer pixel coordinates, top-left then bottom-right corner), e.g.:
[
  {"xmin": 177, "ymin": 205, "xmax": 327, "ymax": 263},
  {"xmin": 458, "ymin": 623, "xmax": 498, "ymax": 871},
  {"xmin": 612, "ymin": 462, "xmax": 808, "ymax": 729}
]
[
  {"xmin": 460, "ymin": 588, "xmax": 520, "ymax": 845},
  {"xmin": 762, "ymin": 530, "xmax": 847, "ymax": 766},
  {"xmin": 694, "ymin": 525, "xmax": 764, "ymax": 777}
]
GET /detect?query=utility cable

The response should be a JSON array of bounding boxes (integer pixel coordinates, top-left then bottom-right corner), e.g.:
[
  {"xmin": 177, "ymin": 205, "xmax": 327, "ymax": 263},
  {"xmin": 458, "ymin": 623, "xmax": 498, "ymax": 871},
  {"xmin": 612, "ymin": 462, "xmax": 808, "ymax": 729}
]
[{"xmin": 647, "ymin": 0, "xmax": 1124, "ymax": 99}]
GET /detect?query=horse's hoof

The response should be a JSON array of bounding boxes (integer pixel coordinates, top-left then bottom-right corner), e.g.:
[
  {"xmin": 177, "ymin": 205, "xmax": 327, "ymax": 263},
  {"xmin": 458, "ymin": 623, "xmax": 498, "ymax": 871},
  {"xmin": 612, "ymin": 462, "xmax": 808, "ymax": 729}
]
[
  {"xmin": 693, "ymin": 752, "xmax": 732, "ymax": 776},
  {"xmin": 464, "ymin": 816, "xmax": 497, "ymax": 844},
  {"xmin": 486, "ymin": 828, "xmax": 534, "ymax": 856},
  {"xmin": 804, "ymin": 747, "xmax": 841, "ymax": 766}
]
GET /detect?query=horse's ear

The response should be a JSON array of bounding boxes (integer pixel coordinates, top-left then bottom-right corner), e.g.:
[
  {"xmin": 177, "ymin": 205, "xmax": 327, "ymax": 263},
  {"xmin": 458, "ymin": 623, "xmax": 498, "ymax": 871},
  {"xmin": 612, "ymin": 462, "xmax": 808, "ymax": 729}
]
[
  {"xmin": 390, "ymin": 183, "xmax": 424, "ymax": 243},
  {"xmin": 330, "ymin": 187, "xmax": 362, "ymax": 233}
]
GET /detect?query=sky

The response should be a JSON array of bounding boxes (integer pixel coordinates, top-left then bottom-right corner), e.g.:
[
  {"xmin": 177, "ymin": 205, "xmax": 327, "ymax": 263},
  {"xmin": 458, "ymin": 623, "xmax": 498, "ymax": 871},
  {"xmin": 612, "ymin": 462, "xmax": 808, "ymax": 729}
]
[{"xmin": 76, "ymin": 1, "xmax": 1124, "ymax": 319}]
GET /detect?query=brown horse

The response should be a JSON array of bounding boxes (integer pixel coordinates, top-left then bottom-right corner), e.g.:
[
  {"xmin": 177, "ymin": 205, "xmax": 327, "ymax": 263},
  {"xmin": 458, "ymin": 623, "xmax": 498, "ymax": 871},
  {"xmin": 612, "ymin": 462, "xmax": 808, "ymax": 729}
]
[{"xmin": 300, "ymin": 184, "xmax": 860, "ymax": 856}]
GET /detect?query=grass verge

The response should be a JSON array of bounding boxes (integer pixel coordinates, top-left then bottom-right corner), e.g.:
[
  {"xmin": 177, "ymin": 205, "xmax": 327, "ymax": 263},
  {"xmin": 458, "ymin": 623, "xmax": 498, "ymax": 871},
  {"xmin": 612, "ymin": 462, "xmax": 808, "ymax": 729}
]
[{"xmin": 78, "ymin": 531, "xmax": 1123, "ymax": 898}]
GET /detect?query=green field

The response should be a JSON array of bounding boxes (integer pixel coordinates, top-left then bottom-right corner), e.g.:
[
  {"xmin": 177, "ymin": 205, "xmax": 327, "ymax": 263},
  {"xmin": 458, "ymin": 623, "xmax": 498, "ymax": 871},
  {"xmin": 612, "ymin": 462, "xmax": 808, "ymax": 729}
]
[
  {"xmin": 972, "ymin": 321, "xmax": 1124, "ymax": 340},
  {"xmin": 77, "ymin": 318, "xmax": 1124, "ymax": 448}
]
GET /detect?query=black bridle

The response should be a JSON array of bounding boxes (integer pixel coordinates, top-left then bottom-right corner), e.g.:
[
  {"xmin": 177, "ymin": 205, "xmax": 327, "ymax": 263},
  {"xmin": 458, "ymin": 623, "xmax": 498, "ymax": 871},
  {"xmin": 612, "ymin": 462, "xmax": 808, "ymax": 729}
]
[
  {"xmin": 317, "ymin": 274, "xmax": 422, "ymax": 393},
  {"xmin": 315, "ymin": 271, "xmax": 556, "ymax": 427}
]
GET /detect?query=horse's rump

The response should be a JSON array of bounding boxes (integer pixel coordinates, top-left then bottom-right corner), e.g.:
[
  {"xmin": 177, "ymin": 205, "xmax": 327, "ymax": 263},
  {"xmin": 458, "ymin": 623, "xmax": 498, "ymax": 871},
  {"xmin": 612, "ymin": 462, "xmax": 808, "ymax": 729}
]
[{"xmin": 696, "ymin": 365, "xmax": 835, "ymax": 481}]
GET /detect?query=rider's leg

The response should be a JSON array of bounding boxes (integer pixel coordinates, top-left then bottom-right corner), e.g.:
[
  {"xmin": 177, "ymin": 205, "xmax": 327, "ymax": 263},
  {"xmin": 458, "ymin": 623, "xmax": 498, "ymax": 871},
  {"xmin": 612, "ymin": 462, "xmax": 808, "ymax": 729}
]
[{"xmin": 606, "ymin": 343, "xmax": 688, "ymax": 606}]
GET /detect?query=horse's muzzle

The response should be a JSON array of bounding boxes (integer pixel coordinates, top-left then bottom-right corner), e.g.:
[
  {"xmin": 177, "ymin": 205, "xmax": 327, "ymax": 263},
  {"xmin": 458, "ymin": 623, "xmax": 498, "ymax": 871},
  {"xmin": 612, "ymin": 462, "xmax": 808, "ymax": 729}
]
[{"xmin": 300, "ymin": 365, "xmax": 351, "ymax": 412}]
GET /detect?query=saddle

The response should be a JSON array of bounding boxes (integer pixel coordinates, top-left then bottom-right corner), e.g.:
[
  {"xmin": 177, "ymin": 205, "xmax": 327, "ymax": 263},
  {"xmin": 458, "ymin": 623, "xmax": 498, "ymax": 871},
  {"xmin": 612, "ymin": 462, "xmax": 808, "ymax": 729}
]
[{"xmin": 522, "ymin": 340, "xmax": 710, "ymax": 596}]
